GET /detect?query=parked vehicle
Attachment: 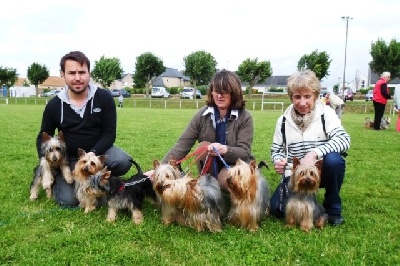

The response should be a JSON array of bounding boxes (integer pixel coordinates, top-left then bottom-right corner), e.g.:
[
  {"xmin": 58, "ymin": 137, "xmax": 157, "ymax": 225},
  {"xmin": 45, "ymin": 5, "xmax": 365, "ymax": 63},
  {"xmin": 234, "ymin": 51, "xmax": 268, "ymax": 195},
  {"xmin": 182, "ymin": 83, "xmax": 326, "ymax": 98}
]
[
  {"xmin": 111, "ymin": 89, "xmax": 131, "ymax": 98},
  {"xmin": 319, "ymin": 89, "xmax": 328, "ymax": 98},
  {"xmin": 43, "ymin": 89, "xmax": 60, "ymax": 97},
  {"xmin": 151, "ymin": 87, "xmax": 170, "ymax": 98},
  {"xmin": 341, "ymin": 88, "xmax": 354, "ymax": 102},
  {"xmin": 180, "ymin": 87, "xmax": 202, "ymax": 99},
  {"xmin": 365, "ymin": 90, "xmax": 373, "ymax": 101},
  {"xmin": 344, "ymin": 91, "xmax": 354, "ymax": 102}
]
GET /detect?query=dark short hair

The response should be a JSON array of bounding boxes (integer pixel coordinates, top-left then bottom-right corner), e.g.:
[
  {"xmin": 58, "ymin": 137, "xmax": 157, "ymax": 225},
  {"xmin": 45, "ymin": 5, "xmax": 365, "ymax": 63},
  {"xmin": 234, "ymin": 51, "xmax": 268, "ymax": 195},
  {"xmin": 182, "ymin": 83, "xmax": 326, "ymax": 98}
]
[
  {"xmin": 206, "ymin": 69, "xmax": 246, "ymax": 109},
  {"xmin": 60, "ymin": 51, "xmax": 90, "ymax": 73}
]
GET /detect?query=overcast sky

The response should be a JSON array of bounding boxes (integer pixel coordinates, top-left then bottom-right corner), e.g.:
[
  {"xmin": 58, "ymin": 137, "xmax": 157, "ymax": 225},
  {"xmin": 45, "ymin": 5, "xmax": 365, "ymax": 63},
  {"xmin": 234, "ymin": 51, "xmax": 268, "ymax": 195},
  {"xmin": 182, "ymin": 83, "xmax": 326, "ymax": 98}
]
[{"xmin": 1, "ymin": 0, "xmax": 399, "ymax": 88}]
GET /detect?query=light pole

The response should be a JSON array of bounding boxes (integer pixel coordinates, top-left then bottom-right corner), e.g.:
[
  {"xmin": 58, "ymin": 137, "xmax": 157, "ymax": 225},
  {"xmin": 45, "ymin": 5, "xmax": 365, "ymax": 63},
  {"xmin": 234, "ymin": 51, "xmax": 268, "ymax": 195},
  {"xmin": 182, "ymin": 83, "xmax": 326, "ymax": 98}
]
[{"xmin": 341, "ymin": 16, "xmax": 353, "ymax": 93}]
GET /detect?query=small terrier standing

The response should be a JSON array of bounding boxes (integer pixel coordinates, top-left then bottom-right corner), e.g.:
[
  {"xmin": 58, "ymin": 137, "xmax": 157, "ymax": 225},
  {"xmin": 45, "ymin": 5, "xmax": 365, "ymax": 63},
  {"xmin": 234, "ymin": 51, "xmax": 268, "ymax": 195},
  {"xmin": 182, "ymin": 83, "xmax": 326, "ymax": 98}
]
[
  {"xmin": 285, "ymin": 157, "xmax": 326, "ymax": 233},
  {"xmin": 365, "ymin": 116, "xmax": 391, "ymax": 129},
  {"xmin": 86, "ymin": 160, "xmax": 157, "ymax": 224},
  {"xmin": 30, "ymin": 131, "xmax": 73, "ymax": 200},
  {"xmin": 226, "ymin": 159, "xmax": 270, "ymax": 232},
  {"xmin": 152, "ymin": 160, "xmax": 225, "ymax": 232},
  {"xmin": 73, "ymin": 148, "xmax": 107, "ymax": 213}
]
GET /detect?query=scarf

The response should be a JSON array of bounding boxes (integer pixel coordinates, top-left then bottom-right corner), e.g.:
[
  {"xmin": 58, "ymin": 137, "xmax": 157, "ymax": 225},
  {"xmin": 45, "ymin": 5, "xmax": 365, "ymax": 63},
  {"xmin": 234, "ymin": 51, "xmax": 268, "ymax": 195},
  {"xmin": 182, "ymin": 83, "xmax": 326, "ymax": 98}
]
[
  {"xmin": 214, "ymin": 107, "xmax": 230, "ymax": 145},
  {"xmin": 290, "ymin": 106, "xmax": 316, "ymax": 132}
]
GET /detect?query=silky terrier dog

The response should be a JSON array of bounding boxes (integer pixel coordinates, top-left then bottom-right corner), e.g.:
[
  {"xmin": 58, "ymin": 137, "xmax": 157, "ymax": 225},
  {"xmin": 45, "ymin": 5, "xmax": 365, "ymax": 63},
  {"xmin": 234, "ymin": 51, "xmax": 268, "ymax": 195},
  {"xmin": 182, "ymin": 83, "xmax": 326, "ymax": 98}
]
[
  {"xmin": 86, "ymin": 159, "xmax": 157, "ymax": 224},
  {"xmin": 365, "ymin": 116, "xmax": 391, "ymax": 129},
  {"xmin": 226, "ymin": 159, "xmax": 270, "ymax": 232},
  {"xmin": 285, "ymin": 157, "xmax": 326, "ymax": 233},
  {"xmin": 153, "ymin": 160, "xmax": 224, "ymax": 232},
  {"xmin": 73, "ymin": 148, "xmax": 107, "ymax": 213},
  {"xmin": 30, "ymin": 131, "xmax": 73, "ymax": 200}
]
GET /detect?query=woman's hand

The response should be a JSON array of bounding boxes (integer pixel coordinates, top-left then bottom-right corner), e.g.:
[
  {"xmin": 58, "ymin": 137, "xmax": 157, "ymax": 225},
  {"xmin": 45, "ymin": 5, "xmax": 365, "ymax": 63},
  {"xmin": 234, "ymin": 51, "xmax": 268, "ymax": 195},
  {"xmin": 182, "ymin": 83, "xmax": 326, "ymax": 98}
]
[
  {"xmin": 300, "ymin": 151, "xmax": 317, "ymax": 166},
  {"xmin": 207, "ymin": 143, "xmax": 227, "ymax": 156},
  {"xmin": 274, "ymin": 158, "xmax": 287, "ymax": 175}
]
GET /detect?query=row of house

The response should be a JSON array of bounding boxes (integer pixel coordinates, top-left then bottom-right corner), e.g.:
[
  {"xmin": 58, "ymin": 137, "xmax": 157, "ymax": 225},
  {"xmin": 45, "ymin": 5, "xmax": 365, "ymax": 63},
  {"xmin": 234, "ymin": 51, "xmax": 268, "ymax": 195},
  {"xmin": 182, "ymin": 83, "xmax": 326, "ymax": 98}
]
[{"xmin": 7, "ymin": 67, "xmax": 400, "ymax": 97}]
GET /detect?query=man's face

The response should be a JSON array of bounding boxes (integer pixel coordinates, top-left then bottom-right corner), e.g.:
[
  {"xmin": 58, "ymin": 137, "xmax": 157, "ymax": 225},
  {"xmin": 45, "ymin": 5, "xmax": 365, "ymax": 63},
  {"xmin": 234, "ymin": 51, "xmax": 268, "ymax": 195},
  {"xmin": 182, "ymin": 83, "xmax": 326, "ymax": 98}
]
[{"xmin": 61, "ymin": 59, "xmax": 90, "ymax": 94}]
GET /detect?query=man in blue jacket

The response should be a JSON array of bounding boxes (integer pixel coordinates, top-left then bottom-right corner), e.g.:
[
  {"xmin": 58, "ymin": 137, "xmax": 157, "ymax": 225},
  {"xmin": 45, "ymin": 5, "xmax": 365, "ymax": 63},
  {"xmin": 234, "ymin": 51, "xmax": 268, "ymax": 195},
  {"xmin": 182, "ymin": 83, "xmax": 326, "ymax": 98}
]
[{"xmin": 36, "ymin": 51, "xmax": 132, "ymax": 206}]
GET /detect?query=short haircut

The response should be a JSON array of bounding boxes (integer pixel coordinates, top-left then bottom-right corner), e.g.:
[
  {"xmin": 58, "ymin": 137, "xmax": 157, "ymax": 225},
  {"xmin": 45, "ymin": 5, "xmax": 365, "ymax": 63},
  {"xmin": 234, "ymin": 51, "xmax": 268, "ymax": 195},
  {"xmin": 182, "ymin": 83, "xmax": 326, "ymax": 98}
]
[
  {"xmin": 286, "ymin": 70, "xmax": 321, "ymax": 100},
  {"xmin": 60, "ymin": 51, "xmax": 90, "ymax": 73},
  {"xmin": 381, "ymin": 71, "xmax": 391, "ymax": 78},
  {"xmin": 206, "ymin": 69, "xmax": 246, "ymax": 109}
]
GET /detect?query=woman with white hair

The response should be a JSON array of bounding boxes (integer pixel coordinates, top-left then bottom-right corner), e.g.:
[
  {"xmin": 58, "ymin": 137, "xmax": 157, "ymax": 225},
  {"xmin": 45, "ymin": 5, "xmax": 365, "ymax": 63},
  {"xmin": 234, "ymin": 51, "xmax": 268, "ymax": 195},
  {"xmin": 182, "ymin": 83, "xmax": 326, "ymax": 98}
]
[
  {"xmin": 270, "ymin": 70, "xmax": 351, "ymax": 226},
  {"xmin": 372, "ymin": 71, "xmax": 392, "ymax": 130}
]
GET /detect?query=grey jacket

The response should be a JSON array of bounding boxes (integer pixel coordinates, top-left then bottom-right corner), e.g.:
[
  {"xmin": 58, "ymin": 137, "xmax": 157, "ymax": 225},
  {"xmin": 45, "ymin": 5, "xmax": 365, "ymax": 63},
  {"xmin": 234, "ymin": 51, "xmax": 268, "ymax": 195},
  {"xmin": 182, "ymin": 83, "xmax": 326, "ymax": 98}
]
[{"xmin": 163, "ymin": 106, "xmax": 254, "ymax": 164}]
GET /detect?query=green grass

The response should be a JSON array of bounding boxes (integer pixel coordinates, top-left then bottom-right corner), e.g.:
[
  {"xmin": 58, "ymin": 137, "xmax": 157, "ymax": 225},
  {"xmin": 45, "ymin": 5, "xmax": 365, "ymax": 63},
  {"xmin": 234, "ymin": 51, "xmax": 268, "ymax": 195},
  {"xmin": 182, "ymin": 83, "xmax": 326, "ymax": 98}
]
[{"xmin": 0, "ymin": 103, "xmax": 399, "ymax": 265}]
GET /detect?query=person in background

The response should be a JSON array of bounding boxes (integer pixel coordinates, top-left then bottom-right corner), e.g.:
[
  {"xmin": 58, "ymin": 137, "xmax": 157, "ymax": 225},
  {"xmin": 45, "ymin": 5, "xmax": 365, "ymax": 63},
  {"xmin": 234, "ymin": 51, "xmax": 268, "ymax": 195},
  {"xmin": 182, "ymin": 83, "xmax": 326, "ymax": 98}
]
[
  {"xmin": 36, "ymin": 50, "xmax": 132, "ymax": 206},
  {"xmin": 118, "ymin": 93, "xmax": 124, "ymax": 108},
  {"xmin": 270, "ymin": 69, "xmax": 350, "ymax": 226},
  {"xmin": 321, "ymin": 92, "xmax": 344, "ymax": 119},
  {"xmin": 393, "ymin": 86, "xmax": 400, "ymax": 132},
  {"xmin": 372, "ymin": 72, "xmax": 391, "ymax": 130}
]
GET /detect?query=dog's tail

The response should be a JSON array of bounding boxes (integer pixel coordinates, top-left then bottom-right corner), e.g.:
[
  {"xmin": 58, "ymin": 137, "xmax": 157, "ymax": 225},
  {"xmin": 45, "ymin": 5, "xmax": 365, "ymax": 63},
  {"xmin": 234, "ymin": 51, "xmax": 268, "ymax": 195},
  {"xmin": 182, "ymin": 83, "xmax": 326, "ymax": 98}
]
[
  {"xmin": 129, "ymin": 158, "xmax": 143, "ymax": 175},
  {"xmin": 258, "ymin": 160, "xmax": 269, "ymax": 170}
]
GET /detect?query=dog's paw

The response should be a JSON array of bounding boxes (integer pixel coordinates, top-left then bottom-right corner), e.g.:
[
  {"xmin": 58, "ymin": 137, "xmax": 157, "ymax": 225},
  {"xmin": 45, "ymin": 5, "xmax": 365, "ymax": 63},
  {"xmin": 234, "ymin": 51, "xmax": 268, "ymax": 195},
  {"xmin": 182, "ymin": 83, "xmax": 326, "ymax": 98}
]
[{"xmin": 29, "ymin": 194, "xmax": 38, "ymax": 201}]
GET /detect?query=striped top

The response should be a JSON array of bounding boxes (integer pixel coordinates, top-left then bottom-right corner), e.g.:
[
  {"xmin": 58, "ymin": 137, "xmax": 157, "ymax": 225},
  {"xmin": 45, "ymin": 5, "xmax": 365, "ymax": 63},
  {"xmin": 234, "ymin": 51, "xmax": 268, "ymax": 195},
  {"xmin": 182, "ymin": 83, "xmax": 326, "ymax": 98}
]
[{"xmin": 270, "ymin": 101, "xmax": 350, "ymax": 172}]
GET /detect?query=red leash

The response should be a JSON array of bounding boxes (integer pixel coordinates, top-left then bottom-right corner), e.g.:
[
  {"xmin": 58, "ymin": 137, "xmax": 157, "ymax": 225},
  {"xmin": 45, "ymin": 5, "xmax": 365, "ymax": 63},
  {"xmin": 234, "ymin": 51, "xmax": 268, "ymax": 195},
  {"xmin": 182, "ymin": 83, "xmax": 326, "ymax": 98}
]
[{"xmin": 175, "ymin": 146, "xmax": 212, "ymax": 177}]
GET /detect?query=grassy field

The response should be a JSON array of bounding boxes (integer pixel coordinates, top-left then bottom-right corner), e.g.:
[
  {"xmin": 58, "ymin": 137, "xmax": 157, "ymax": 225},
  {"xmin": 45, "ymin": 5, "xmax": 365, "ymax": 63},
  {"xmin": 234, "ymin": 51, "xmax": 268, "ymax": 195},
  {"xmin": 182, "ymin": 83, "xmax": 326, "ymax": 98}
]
[{"xmin": 0, "ymin": 103, "xmax": 399, "ymax": 265}]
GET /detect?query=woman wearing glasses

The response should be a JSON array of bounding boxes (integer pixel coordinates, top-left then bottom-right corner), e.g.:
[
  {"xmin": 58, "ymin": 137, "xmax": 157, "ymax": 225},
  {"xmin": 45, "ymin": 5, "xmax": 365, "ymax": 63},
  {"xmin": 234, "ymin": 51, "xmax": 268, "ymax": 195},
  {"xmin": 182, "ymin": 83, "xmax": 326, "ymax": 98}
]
[{"xmin": 162, "ymin": 70, "xmax": 254, "ymax": 191}]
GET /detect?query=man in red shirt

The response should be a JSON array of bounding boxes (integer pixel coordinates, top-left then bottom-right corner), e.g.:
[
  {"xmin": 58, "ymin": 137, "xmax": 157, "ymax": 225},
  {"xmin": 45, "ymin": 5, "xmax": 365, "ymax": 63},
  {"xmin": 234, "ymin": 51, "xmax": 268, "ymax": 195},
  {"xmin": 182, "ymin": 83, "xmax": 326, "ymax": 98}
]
[{"xmin": 373, "ymin": 72, "xmax": 392, "ymax": 130}]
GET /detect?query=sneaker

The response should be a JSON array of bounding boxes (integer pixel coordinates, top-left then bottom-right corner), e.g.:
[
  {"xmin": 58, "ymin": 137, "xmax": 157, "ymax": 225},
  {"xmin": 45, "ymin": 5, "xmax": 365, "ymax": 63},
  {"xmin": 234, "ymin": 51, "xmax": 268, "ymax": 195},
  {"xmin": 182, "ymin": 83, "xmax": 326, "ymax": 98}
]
[{"xmin": 328, "ymin": 215, "xmax": 345, "ymax": 226}]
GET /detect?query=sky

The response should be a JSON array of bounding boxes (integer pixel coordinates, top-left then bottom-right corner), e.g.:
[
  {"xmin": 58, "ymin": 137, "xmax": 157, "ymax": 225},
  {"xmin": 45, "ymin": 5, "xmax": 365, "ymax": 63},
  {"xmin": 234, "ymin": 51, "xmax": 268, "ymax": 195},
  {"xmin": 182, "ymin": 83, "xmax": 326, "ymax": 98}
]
[{"xmin": 1, "ymin": 0, "xmax": 399, "ymax": 88}]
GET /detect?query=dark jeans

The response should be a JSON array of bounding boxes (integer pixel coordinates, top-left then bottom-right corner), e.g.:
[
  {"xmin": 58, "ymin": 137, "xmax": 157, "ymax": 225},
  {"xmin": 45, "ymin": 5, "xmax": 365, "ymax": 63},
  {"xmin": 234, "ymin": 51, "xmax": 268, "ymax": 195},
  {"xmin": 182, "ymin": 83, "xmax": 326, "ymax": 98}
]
[
  {"xmin": 270, "ymin": 152, "xmax": 345, "ymax": 218},
  {"xmin": 373, "ymin": 101, "xmax": 386, "ymax": 130},
  {"xmin": 52, "ymin": 146, "xmax": 132, "ymax": 207}
]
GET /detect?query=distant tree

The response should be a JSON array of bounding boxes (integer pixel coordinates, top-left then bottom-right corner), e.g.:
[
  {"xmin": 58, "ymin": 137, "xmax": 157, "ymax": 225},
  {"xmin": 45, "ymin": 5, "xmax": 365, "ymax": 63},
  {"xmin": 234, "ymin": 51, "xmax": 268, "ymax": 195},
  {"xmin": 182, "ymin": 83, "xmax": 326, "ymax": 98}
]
[
  {"xmin": 237, "ymin": 58, "xmax": 272, "ymax": 96},
  {"xmin": 91, "ymin": 55, "xmax": 123, "ymax": 89},
  {"xmin": 133, "ymin": 52, "xmax": 165, "ymax": 98},
  {"xmin": 183, "ymin": 51, "xmax": 217, "ymax": 99},
  {"xmin": 0, "ymin": 66, "xmax": 18, "ymax": 90},
  {"xmin": 333, "ymin": 84, "xmax": 339, "ymax": 94},
  {"xmin": 297, "ymin": 50, "xmax": 331, "ymax": 81},
  {"xmin": 27, "ymin": 63, "xmax": 49, "ymax": 96},
  {"xmin": 370, "ymin": 38, "xmax": 400, "ymax": 79}
]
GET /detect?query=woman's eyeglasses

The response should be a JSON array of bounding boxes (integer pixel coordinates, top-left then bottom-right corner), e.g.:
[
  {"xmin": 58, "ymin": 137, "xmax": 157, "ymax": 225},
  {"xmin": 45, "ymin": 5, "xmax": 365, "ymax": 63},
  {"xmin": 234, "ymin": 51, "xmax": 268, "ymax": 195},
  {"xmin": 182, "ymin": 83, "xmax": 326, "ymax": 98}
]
[{"xmin": 213, "ymin": 91, "xmax": 229, "ymax": 96}]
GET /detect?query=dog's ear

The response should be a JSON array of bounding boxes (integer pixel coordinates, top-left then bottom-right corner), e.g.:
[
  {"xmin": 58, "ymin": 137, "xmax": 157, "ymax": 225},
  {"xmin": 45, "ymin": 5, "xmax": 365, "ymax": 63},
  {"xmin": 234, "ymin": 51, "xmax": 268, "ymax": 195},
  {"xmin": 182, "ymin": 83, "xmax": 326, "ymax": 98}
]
[
  {"xmin": 42, "ymin": 132, "xmax": 51, "ymax": 142},
  {"xmin": 78, "ymin": 148, "xmax": 86, "ymax": 157},
  {"xmin": 188, "ymin": 179, "xmax": 198, "ymax": 189},
  {"xmin": 101, "ymin": 170, "xmax": 111, "ymax": 181},
  {"xmin": 57, "ymin": 131, "xmax": 64, "ymax": 141},
  {"xmin": 292, "ymin": 157, "xmax": 300, "ymax": 169},
  {"xmin": 249, "ymin": 160, "xmax": 257, "ymax": 173},
  {"xmin": 153, "ymin": 160, "xmax": 160, "ymax": 169},
  {"xmin": 235, "ymin": 159, "xmax": 242, "ymax": 165},
  {"xmin": 168, "ymin": 159, "xmax": 177, "ymax": 167},
  {"xmin": 98, "ymin": 155, "xmax": 107, "ymax": 165},
  {"xmin": 315, "ymin": 159, "xmax": 323, "ymax": 172}
]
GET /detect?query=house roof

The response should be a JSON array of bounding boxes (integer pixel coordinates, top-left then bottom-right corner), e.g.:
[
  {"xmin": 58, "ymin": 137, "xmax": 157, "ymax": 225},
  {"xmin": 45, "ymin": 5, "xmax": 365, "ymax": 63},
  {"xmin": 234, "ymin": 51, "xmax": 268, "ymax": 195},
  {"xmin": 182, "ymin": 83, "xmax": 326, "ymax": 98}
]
[
  {"xmin": 13, "ymin": 76, "xmax": 65, "ymax": 87},
  {"xmin": 370, "ymin": 71, "xmax": 400, "ymax": 84},
  {"xmin": 15, "ymin": 77, "xmax": 27, "ymax": 86},
  {"xmin": 241, "ymin": 75, "xmax": 290, "ymax": 87},
  {"xmin": 160, "ymin": 67, "xmax": 190, "ymax": 81},
  {"xmin": 152, "ymin": 76, "xmax": 165, "ymax": 87},
  {"xmin": 40, "ymin": 76, "xmax": 65, "ymax": 87}
]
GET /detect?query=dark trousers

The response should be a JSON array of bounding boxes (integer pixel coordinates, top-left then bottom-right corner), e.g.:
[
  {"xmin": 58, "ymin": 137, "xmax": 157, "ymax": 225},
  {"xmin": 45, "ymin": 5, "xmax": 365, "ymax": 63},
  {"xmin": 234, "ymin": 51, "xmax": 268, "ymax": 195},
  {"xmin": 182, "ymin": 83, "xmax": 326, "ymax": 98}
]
[
  {"xmin": 270, "ymin": 152, "xmax": 345, "ymax": 218},
  {"xmin": 373, "ymin": 101, "xmax": 386, "ymax": 130}
]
